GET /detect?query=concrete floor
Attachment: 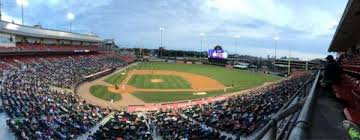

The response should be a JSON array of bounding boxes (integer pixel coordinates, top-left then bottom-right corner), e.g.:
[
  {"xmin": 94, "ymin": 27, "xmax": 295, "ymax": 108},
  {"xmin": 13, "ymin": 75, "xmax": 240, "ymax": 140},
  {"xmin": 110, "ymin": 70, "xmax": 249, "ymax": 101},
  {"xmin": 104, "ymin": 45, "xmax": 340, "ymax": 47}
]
[{"xmin": 308, "ymin": 87, "xmax": 348, "ymax": 140}]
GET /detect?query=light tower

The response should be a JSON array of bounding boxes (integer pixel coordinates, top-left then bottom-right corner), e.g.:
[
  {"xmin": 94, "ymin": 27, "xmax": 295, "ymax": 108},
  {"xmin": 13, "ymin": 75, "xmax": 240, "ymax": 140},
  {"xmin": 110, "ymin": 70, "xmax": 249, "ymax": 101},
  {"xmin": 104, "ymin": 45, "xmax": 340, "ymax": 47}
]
[
  {"xmin": 200, "ymin": 32, "xmax": 205, "ymax": 59},
  {"xmin": 233, "ymin": 35, "xmax": 240, "ymax": 55},
  {"xmin": 159, "ymin": 27, "xmax": 165, "ymax": 58},
  {"xmin": 273, "ymin": 36, "xmax": 280, "ymax": 59},
  {"xmin": 159, "ymin": 27, "xmax": 165, "ymax": 47},
  {"xmin": 16, "ymin": 0, "xmax": 28, "ymax": 25},
  {"xmin": 67, "ymin": 12, "xmax": 75, "ymax": 32}
]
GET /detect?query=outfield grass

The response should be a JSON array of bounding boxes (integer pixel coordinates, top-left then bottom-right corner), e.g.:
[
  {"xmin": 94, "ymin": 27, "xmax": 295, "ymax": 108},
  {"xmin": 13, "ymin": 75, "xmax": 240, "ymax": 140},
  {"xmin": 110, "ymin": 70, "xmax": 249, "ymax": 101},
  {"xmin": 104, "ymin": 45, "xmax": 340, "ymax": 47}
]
[
  {"xmin": 104, "ymin": 72, "xmax": 127, "ymax": 85},
  {"xmin": 132, "ymin": 90, "xmax": 228, "ymax": 103},
  {"xmin": 128, "ymin": 74, "xmax": 191, "ymax": 89},
  {"xmin": 89, "ymin": 85, "xmax": 122, "ymax": 101},
  {"xmin": 133, "ymin": 62, "xmax": 280, "ymax": 89}
]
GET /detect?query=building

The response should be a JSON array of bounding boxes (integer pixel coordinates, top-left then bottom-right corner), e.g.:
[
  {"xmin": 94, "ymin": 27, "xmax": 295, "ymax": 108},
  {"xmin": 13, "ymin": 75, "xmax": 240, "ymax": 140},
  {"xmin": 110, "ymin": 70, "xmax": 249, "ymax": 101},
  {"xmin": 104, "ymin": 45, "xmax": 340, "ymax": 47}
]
[{"xmin": 0, "ymin": 20, "xmax": 102, "ymax": 54}]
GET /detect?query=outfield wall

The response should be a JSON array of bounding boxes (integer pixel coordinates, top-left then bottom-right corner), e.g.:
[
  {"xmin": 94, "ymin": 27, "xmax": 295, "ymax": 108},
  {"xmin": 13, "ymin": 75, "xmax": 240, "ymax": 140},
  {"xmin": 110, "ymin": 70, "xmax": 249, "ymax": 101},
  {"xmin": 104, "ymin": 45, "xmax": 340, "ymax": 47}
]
[{"xmin": 127, "ymin": 95, "xmax": 227, "ymax": 112}]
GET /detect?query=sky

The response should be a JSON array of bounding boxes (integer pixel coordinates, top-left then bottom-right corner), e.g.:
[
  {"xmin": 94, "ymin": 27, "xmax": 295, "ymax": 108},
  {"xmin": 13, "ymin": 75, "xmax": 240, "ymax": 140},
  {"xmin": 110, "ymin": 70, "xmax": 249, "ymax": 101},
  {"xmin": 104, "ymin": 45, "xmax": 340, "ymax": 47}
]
[{"xmin": 1, "ymin": 0, "xmax": 348, "ymax": 60}]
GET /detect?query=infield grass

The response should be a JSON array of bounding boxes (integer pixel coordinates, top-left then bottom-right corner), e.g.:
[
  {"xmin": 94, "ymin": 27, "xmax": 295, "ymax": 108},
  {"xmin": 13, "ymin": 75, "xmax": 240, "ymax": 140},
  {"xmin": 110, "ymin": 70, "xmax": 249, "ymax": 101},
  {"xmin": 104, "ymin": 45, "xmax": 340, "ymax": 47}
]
[
  {"xmin": 90, "ymin": 85, "xmax": 122, "ymax": 101},
  {"xmin": 128, "ymin": 74, "xmax": 191, "ymax": 89}
]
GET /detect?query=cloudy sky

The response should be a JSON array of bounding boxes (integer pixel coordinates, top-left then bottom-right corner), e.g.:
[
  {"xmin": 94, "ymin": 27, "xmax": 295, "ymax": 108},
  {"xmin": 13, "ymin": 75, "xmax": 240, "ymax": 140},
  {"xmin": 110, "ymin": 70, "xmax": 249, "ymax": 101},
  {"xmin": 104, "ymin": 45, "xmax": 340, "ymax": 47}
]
[{"xmin": 2, "ymin": 0, "xmax": 348, "ymax": 60}]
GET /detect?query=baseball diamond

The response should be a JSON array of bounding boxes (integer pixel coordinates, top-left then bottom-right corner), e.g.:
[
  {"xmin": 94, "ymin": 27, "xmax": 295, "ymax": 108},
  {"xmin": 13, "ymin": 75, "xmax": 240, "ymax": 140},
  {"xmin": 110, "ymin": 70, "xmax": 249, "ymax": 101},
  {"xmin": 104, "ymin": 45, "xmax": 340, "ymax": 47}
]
[{"xmin": 79, "ymin": 62, "xmax": 280, "ymax": 106}]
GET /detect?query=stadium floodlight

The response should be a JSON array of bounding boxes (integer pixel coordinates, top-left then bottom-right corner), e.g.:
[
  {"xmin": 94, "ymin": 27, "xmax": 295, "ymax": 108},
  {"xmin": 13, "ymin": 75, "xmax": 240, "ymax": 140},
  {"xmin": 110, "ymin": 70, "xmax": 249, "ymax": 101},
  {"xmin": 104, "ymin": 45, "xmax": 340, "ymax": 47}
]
[
  {"xmin": 67, "ymin": 12, "xmax": 75, "ymax": 21},
  {"xmin": 273, "ymin": 36, "xmax": 280, "ymax": 59},
  {"xmin": 233, "ymin": 35, "xmax": 240, "ymax": 55},
  {"xmin": 16, "ymin": 0, "xmax": 28, "ymax": 25},
  {"xmin": 199, "ymin": 33, "xmax": 206, "ymax": 59},
  {"xmin": 67, "ymin": 12, "xmax": 75, "ymax": 32},
  {"xmin": 159, "ymin": 27, "xmax": 165, "ymax": 48},
  {"xmin": 273, "ymin": 36, "xmax": 280, "ymax": 41}
]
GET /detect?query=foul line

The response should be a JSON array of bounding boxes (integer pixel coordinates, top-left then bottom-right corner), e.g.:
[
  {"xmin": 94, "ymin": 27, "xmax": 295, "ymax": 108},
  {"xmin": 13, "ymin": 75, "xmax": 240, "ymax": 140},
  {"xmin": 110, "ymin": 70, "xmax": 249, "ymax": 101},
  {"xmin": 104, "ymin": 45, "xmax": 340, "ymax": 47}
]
[{"xmin": 121, "ymin": 70, "xmax": 135, "ymax": 85}]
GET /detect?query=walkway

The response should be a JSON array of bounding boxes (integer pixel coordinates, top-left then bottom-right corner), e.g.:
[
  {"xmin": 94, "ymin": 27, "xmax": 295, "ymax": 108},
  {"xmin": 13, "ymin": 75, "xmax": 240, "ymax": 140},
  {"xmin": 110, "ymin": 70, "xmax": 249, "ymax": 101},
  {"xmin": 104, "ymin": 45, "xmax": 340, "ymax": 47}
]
[
  {"xmin": 0, "ymin": 88, "xmax": 16, "ymax": 140},
  {"xmin": 77, "ymin": 112, "xmax": 115, "ymax": 140},
  {"xmin": 178, "ymin": 113, "xmax": 239, "ymax": 140},
  {"xmin": 308, "ymin": 87, "xmax": 348, "ymax": 139}
]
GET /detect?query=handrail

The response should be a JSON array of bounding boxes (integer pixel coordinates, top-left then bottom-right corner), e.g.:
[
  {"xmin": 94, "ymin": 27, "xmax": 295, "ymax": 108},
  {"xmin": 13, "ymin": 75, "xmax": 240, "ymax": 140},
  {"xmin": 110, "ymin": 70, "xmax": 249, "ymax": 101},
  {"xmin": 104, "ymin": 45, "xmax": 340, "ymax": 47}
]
[
  {"xmin": 254, "ymin": 99, "xmax": 306, "ymax": 140},
  {"xmin": 254, "ymin": 71, "xmax": 319, "ymax": 140},
  {"xmin": 288, "ymin": 71, "xmax": 321, "ymax": 140}
]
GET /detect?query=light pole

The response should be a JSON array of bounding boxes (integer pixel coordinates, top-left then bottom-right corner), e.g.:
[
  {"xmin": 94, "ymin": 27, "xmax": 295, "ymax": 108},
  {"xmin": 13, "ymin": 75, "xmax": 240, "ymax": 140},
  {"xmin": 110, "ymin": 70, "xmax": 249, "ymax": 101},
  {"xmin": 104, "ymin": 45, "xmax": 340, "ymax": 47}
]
[
  {"xmin": 233, "ymin": 35, "xmax": 240, "ymax": 55},
  {"xmin": 16, "ymin": 0, "xmax": 28, "ymax": 25},
  {"xmin": 160, "ymin": 27, "xmax": 164, "ymax": 47},
  {"xmin": 159, "ymin": 27, "xmax": 165, "ymax": 58},
  {"xmin": 288, "ymin": 46, "xmax": 292, "ymax": 76},
  {"xmin": 273, "ymin": 36, "xmax": 280, "ymax": 59},
  {"xmin": 67, "ymin": 12, "xmax": 75, "ymax": 32},
  {"xmin": 0, "ymin": 0, "xmax": 2, "ymax": 20},
  {"xmin": 200, "ymin": 32, "xmax": 205, "ymax": 59}
]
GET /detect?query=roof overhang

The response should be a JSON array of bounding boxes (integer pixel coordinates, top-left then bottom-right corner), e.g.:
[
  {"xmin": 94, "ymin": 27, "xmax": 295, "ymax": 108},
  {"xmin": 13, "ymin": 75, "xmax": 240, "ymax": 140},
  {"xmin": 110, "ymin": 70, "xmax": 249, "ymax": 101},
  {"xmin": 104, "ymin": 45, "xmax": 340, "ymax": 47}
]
[
  {"xmin": 328, "ymin": 0, "xmax": 360, "ymax": 52},
  {"xmin": 0, "ymin": 20, "xmax": 103, "ymax": 43}
]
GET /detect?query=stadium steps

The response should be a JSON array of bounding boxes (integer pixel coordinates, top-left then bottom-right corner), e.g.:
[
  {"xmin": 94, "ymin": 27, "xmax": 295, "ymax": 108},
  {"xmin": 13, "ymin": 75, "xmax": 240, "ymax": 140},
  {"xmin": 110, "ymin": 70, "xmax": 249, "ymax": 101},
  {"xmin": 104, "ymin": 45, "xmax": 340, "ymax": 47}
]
[
  {"xmin": 0, "ymin": 99, "xmax": 16, "ymax": 140},
  {"xmin": 308, "ymin": 87, "xmax": 349, "ymax": 139},
  {"xmin": 178, "ymin": 113, "xmax": 239, "ymax": 140},
  {"xmin": 76, "ymin": 112, "xmax": 115, "ymax": 140}
]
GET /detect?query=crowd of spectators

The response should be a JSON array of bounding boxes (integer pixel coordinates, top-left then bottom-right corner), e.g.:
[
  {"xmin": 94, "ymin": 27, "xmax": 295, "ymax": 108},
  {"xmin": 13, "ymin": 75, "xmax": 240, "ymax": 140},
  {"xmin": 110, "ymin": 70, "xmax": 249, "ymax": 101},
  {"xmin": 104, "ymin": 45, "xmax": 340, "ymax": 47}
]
[
  {"xmin": 181, "ymin": 74, "xmax": 310, "ymax": 137},
  {"xmin": 0, "ymin": 54, "xmax": 126, "ymax": 139},
  {"xmin": 148, "ymin": 110, "xmax": 222, "ymax": 140},
  {"xmin": 89, "ymin": 111, "xmax": 151, "ymax": 140},
  {"xmin": 36, "ymin": 55, "xmax": 125, "ymax": 88}
]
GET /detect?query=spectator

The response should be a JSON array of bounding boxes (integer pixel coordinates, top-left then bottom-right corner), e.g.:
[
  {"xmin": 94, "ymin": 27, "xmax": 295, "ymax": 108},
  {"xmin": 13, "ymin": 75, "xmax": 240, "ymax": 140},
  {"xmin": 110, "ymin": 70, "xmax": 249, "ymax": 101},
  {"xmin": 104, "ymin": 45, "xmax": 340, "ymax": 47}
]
[{"xmin": 321, "ymin": 55, "xmax": 341, "ymax": 88}]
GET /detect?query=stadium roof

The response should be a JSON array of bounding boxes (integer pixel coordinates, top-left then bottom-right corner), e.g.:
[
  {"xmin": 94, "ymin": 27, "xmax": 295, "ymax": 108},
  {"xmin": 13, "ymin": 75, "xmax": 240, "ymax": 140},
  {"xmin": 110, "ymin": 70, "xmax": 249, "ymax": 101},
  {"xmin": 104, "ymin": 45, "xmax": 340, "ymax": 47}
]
[
  {"xmin": 0, "ymin": 20, "xmax": 102, "ymax": 43},
  {"xmin": 328, "ymin": 0, "xmax": 360, "ymax": 52}
]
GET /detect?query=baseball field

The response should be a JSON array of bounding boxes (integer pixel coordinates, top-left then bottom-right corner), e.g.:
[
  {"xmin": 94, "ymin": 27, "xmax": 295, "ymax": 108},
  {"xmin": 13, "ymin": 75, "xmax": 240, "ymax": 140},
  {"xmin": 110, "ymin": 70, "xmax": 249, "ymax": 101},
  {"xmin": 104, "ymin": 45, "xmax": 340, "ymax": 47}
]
[{"xmin": 86, "ymin": 62, "xmax": 281, "ymax": 104}]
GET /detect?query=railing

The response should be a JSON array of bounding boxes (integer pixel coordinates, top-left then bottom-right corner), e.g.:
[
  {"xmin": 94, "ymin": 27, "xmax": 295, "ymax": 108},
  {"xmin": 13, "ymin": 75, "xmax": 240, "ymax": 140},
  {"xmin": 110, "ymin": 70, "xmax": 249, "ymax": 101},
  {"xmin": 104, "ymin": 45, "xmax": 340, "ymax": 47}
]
[
  {"xmin": 288, "ymin": 71, "xmax": 321, "ymax": 140},
  {"xmin": 254, "ymin": 71, "xmax": 320, "ymax": 140}
]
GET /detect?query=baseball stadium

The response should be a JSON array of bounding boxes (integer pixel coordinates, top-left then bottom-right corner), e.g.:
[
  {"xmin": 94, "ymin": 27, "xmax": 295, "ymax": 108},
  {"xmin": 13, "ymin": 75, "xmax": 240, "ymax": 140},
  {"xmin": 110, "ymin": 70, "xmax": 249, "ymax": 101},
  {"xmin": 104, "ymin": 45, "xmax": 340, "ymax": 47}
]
[{"xmin": 0, "ymin": 0, "xmax": 359, "ymax": 140}]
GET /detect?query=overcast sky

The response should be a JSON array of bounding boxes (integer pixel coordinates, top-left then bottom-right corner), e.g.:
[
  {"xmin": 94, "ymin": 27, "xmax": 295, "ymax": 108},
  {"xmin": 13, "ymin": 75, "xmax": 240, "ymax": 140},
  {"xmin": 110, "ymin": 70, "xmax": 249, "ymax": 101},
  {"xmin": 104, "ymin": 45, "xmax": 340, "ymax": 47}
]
[{"xmin": 2, "ymin": 0, "xmax": 348, "ymax": 60}]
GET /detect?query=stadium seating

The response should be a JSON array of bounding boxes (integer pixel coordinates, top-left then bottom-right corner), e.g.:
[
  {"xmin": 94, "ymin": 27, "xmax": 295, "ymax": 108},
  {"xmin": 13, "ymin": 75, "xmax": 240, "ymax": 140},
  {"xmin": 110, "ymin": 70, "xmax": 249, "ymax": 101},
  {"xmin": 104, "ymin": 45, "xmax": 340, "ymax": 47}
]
[
  {"xmin": 0, "ymin": 52, "xmax": 134, "ymax": 139},
  {"xmin": 1, "ymin": 44, "xmax": 99, "ymax": 53},
  {"xmin": 334, "ymin": 56, "xmax": 360, "ymax": 125}
]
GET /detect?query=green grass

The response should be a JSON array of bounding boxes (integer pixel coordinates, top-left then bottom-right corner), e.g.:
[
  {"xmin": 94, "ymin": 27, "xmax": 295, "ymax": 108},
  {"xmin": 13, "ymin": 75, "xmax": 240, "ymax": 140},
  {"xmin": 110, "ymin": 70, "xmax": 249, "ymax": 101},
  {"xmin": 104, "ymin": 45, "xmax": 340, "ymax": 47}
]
[
  {"xmin": 106, "ymin": 62, "xmax": 281, "ymax": 103},
  {"xmin": 89, "ymin": 85, "xmax": 122, "ymax": 101},
  {"xmin": 104, "ymin": 71, "xmax": 127, "ymax": 85},
  {"xmin": 128, "ymin": 74, "xmax": 191, "ymax": 89},
  {"xmin": 132, "ymin": 90, "xmax": 228, "ymax": 103},
  {"xmin": 133, "ymin": 62, "xmax": 280, "ymax": 88}
]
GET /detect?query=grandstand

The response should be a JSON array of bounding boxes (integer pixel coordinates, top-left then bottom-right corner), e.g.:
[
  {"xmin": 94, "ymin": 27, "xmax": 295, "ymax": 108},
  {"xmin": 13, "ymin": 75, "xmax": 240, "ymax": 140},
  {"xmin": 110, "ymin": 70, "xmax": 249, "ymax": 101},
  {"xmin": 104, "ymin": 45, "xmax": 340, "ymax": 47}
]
[
  {"xmin": 327, "ymin": 0, "xmax": 360, "ymax": 134},
  {"xmin": 0, "ymin": 20, "xmax": 137, "ymax": 139},
  {"xmin": 0, "ymin": 0, "xmax": 359, "ymax": 140}
]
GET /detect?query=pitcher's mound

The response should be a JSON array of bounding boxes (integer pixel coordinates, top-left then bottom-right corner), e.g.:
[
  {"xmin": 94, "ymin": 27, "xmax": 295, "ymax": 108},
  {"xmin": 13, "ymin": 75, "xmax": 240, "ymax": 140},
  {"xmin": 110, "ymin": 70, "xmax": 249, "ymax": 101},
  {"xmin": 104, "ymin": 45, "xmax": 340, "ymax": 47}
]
[{"xmin": 151, "ymin": 79, "xmax": 164, "ymax": 83}]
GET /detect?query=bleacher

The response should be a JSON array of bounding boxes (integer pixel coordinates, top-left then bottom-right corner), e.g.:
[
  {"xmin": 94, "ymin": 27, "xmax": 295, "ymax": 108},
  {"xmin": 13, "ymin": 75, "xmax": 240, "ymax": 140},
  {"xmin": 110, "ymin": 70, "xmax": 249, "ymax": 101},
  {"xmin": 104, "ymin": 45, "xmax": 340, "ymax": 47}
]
[
  {"xmin": 0, "ymin": 52, "xmax": 136, "ymax": 73},
  {"xmin": 333, "ymin": 56, "xmax": 360, "ymax": 125}
]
